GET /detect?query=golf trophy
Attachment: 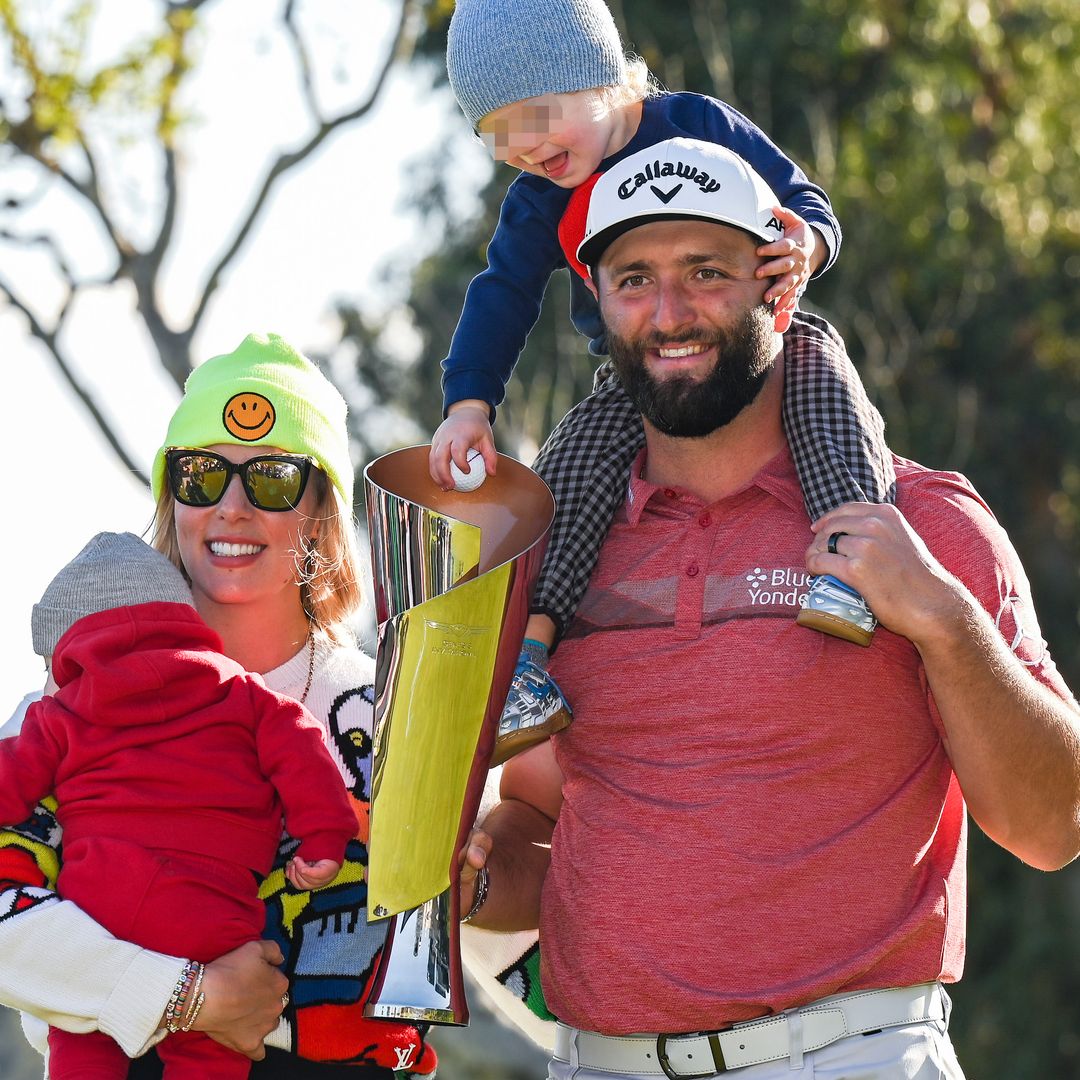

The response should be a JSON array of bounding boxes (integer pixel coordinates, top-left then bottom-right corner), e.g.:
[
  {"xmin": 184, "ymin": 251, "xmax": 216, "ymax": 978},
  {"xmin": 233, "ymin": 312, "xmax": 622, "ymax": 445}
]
[{"xmin": 362, "ymin": 445, "xmax": 554, "ymax": 1025}]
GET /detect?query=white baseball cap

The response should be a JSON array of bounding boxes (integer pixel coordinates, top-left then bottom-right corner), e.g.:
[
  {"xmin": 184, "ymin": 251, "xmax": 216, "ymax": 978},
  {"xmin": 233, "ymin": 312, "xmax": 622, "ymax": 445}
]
[{"xmin": 577, "ymin": 138, "xmax": 785, "ymax": 270}]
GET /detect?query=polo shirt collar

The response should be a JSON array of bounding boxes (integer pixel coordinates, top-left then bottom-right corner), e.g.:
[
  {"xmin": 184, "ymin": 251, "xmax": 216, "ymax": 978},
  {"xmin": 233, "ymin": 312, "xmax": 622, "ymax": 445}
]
[{"xmin": 624, "ymin": 443, "xmax": 805, "ymax": 525}]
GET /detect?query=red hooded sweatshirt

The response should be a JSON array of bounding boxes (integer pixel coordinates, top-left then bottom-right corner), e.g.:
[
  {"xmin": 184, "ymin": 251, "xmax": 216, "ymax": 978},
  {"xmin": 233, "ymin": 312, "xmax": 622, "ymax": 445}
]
[{"xmin": 0, "ymin": 602, "xmax": 358, "ymax": 873}]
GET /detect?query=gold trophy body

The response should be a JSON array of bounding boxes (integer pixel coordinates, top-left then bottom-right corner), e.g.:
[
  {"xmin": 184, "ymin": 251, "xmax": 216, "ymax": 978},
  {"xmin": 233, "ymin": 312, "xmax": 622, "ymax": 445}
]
[{"xmin": 363, "ymin": 446, "xmax": 554, "ymax": 1025}]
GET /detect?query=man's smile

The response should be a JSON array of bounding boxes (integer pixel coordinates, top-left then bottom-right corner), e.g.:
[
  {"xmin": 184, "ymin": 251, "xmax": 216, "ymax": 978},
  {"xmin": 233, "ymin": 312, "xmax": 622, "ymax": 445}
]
[{"xmin": 657, "ymin": 343, "xmax": 710, "ymax": 358}]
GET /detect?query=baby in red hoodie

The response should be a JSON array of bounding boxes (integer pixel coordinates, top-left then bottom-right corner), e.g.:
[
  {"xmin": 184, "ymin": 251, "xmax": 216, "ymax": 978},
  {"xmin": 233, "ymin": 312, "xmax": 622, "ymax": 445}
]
[{"xmin": 0, "ymin": 532, "xmax": 359, "ymax": 1080}]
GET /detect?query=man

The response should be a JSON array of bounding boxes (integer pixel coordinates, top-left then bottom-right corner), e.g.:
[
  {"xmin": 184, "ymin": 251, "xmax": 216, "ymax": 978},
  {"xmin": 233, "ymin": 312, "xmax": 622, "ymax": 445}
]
[{"xmin": 458, "ymin": 139, "xmax": 1080, "ymax": 1079}]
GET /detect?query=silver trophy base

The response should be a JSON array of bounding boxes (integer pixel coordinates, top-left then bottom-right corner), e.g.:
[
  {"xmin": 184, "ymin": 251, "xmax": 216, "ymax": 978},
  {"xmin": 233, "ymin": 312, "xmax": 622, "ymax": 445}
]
[{"xmin": 365, "ymin": 1002, "xmax": 458, "ymax": 1025}]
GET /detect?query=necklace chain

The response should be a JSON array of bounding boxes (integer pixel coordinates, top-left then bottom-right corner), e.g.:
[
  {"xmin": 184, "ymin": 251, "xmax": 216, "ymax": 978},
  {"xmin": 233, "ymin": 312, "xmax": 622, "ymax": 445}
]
[{"xmin": 299, "ymin": 630, "xmax": 316, "ymax": 704}]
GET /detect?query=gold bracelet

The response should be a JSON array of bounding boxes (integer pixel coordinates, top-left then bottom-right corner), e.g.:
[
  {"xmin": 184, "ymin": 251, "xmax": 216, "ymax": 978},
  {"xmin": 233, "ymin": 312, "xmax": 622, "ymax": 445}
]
[{"xmin": 180, "ymin": 992, "xmax": 205, "ymax": 1033}]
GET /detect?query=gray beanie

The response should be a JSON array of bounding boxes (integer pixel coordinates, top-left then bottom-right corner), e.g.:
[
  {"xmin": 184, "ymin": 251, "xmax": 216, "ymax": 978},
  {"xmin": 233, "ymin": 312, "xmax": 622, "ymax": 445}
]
[
  {"xmin": 447, "ymin": 0, "xmax": 627, "ymax": 128},
  {"xmin": 32, "ymin": 532, "xmax": 193, "ymax": 657}
]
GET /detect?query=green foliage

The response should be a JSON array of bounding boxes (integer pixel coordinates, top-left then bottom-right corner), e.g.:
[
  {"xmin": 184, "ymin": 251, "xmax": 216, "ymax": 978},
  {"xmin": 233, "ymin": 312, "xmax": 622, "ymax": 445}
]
[
  {"xmin": 955, "ymin": 826, "xmax": 1080, "ymax": 1076},
  {"xmin": 346, "ymin": 2, "xmax": 1080, "ymax": 1077},
  {"xmin": 0, "ymin": 0, "xmax": 196, "ymax": 155}
]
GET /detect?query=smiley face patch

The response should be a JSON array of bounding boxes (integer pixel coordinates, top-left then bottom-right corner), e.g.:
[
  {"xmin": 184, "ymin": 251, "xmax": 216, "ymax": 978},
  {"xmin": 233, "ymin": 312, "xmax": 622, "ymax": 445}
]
[{"xmin": 223, "ymin": 392, "xmax": 276, "ymax": 441}]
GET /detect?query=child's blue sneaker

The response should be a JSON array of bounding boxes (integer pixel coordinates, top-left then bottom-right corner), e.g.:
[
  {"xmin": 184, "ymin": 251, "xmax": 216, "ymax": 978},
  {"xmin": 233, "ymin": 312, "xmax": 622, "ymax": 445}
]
[
  {"xmin": 491, "ymin": 652, "xmax": 573, "ymax": 765},
  {"xmin": 796, "ymin": 574, "xmax": 877, "ymax": 646}
]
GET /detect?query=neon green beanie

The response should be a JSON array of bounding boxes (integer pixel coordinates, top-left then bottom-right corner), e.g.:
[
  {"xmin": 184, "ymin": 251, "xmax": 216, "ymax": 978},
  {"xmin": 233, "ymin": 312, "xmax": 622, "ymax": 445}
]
[{"xmin": 152, "ymin": 332, "xmax": 353, "ymax": 507}]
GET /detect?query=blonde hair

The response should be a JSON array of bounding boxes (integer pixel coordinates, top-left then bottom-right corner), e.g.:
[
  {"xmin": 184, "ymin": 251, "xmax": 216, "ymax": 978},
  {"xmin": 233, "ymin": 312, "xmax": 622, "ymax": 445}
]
[
  {"xmin": 596, "ymin": 55, "xmax": 661, "ymax": 110},
  {"xmin": 150, "ymin": 467, "xmax": 365, "ymax": 649}
]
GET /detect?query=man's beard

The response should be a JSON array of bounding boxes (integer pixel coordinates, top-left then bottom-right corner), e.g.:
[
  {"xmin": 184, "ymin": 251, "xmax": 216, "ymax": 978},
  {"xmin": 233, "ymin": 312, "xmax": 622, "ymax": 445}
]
[{"xmin": 608, "ymin": 304, "xmax": 776, "ymax": 438}]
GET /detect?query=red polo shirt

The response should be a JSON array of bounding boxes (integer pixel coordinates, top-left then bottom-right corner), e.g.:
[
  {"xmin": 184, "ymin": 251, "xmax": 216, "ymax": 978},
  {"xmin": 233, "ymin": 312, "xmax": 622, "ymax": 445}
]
[{"xmin": 543, "ymin": 445, "xmax": 1068, "ymax": 1034}]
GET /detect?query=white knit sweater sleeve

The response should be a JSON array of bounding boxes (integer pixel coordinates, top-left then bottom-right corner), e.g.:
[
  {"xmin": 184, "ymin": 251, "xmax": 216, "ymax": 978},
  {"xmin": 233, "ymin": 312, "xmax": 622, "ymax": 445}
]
[
  {"xmin": 0, "ymin": 896, "xmax": 184, "ymax": 1057},
  {"xmin": 0, "ymin": 700, "xmax": 185, "ymax": 1058}
]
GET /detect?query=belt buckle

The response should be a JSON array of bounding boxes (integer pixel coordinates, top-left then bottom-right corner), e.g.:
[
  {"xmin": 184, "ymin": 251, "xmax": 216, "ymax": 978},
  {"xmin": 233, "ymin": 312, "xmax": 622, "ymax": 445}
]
[{"xmin": 656, "ymin": 1032, "xmax": 727, "ymax": 1079}]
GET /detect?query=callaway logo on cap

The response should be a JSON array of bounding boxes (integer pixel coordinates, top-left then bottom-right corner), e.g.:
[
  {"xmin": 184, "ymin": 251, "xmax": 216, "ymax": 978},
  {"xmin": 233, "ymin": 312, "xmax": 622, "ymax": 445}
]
[{"xmin": 576, "ymin": 138, "xmax": 785, "ymax": 270}]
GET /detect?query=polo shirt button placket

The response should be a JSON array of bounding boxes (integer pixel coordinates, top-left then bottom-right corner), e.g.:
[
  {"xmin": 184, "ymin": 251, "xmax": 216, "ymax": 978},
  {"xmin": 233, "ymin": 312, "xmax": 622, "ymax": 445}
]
[
  {"xmin": 675, "ymin": 557, "xmax": 705, "ymax": 638},
  {"xmin": 675, "ymin": 503, "xmax": 710, "ymax": 639}
]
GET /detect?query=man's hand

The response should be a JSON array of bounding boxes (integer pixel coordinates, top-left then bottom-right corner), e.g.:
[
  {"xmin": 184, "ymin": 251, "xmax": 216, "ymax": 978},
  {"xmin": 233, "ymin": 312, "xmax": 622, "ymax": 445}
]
[
  {"xmin": 806, "ymin": 502, "xmax": 960, "ymax": 645},
  {"xmin": 285, "ymin": 857, "xmax": 341, "ymax": 891},
  {"xmin": 191, "ymin": 940, "xmax": 289, "ymax": 1060},
  {"xmin": 430, "ymin": 401, "xmax": 498, "ymax": 490}
]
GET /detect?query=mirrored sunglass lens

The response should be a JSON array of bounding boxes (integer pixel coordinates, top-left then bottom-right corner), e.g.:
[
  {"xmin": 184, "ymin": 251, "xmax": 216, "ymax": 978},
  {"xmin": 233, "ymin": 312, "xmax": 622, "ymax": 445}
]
[
  {"xmin": 173, "ymin": 455, "xmax": 227, "ymax": 505},
  {"xmin": 246, "ymin": 460, "xmax": 303, "ymax": 508}
]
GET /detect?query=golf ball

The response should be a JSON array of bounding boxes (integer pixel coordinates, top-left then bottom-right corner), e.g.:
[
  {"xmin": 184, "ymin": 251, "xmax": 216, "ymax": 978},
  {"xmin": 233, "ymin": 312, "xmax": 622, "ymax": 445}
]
[{"xmin": 450, "ymin": 448, "xmax": 486, "ymax": 493}]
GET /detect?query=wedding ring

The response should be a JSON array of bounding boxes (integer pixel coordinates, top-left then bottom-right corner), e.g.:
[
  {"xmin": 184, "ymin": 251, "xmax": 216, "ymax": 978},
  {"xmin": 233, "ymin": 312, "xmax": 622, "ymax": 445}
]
[{"xmin": 827, "ymin": 531, "xmax": 847, "ymax": 556}]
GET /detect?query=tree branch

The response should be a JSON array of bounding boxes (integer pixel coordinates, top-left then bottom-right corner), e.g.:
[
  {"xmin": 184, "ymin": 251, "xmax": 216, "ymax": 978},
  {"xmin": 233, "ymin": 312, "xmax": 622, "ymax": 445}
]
[
  {"xmin": 122, "ymin": 4, "xmax": 208, "ymax": 390},
  {"xmin": 4, "ymin": 135, "xmax": 121, "ymax": 250},
  {"xmin": 186, "ymin": 0, "xmax": 420, "ymax": 335},
  {"xmin": 0, "ymin": 227, "xmax": 77, "ymax": 283},
  {"xmin": 283, "ymin": 0, "xmax": 320, "ymax": 117},
  {"xmin": 75, "ymin": 131, "xmax": 134, "ymax": 262},
  {"xmin": 144, "ymin": 144, "xmax": 179, "ymax": 285},
  {"xmin": 0, "ymin": 274, "xmax": 149, "ymax": 486},
  {"xmin": 147, "ymin": 2, "xmax": 202, "ymax": 281}
]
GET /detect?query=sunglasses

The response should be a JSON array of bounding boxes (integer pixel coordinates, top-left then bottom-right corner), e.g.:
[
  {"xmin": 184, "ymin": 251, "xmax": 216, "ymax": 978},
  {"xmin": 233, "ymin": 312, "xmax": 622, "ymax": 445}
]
[{"xmin": 165, "ymin": 449, "xmax": 315, "ymax": 512}]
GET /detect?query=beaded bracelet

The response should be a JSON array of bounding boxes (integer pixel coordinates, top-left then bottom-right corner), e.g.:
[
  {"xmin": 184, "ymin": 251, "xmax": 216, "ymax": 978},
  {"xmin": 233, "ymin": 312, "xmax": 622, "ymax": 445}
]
[
  {"xmin": 165, "ymin": 961, "xmax": 204, "ymax": 1034},
  {"xmin": 177, "ymin": 961, "xmax": 205, "ymax": 1032},
  {"xmin": 461, "ymin": 865, "xmax": 489, "ymax": 924},
  {"xmin": 164, "ymin": 961, "xmax": 195, "ymax": 1033}
]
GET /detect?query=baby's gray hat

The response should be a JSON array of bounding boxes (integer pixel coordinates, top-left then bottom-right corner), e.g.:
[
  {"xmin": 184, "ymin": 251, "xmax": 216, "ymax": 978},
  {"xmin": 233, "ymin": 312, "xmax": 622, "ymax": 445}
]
[
  {"xmin": 447, "ymin": 0, "xmax": 627, "ymax": 128},
  {"xmin": 32, "ymin": 531, "xmax": 193, "ymax": 658}
]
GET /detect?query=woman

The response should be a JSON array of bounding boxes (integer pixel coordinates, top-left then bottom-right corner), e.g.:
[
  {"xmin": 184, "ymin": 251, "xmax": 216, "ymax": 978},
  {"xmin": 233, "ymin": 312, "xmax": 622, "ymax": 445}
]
[{"xmin": 0, "ymin": 333, "xmax": 437, "ymax": 1078}]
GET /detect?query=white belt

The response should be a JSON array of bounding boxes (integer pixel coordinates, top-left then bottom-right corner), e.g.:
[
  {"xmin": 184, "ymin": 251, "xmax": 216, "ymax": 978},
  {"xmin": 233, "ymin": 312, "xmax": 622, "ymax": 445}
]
[{"xmin": 554, "ymin": 983, "xmax": 947, "ymax": 1078}]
